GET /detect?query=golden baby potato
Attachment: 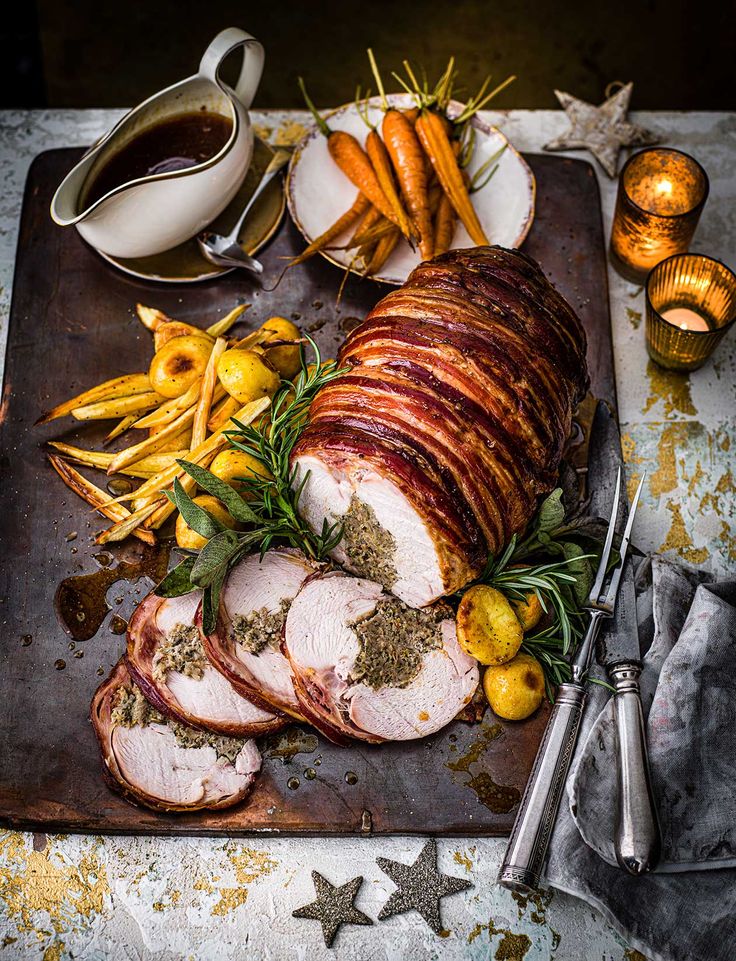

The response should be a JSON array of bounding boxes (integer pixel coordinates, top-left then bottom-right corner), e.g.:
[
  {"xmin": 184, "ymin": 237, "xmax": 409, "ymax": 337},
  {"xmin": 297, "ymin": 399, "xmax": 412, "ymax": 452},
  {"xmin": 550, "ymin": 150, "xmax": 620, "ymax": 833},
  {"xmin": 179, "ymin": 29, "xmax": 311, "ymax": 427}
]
[
  {"xmin": 149, "ymin": 334, "xmax": 212, "ymax": 398},
  {"xmin": 175, "ymin": 494, "xmax": 236, "ymax": 550},
  {"xmin": 210, "ymin": 449, "xmax": 273, "ymax": 499},
  {"xmin": 261, "ymin": 316, "xmax": 302, "ymax": 379},
  {"xmin": 483, "ymin": 653, "xmax": 546, "ymax": 721},
  {"xmin": 512, "ymin": 591, "xmax": 544, "ymax": 632},
  {"xmin": 217, "ymin": 348, "xmax": 280, "ymax": 403},
  {"xmin": 456, "ymin": 584, "xmax": 523, "ymax": 665}
]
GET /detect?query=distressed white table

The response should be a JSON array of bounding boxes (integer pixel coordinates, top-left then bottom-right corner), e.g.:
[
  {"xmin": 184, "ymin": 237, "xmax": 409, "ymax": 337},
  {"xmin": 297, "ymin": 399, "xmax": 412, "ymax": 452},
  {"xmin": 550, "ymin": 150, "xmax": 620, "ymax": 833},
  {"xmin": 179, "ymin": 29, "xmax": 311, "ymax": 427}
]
[{"xmin": 0, "ymin": 109, "xmax": 733, "ymax": 961}]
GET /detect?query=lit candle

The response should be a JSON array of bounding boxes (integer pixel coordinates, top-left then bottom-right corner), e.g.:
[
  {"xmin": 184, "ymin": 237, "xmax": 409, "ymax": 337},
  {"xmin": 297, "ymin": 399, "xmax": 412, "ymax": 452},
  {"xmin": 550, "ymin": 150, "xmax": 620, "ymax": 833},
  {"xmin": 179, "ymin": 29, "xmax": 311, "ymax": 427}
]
[
  {"xmin": 659, "ymin": 307, "xmax": 711, "ymax": 332},
  {"xmin": 610, "ymin": 149, "xmax": 709, "ymax": 284},
  {"xmin": 645, "ymin": 253, "xmax": 736, "ymax": 371}
]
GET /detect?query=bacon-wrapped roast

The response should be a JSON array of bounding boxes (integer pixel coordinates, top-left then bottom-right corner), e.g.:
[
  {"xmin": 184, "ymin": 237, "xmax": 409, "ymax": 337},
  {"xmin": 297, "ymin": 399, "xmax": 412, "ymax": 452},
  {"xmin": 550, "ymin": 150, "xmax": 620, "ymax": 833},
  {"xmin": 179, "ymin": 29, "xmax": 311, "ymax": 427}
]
[{"xmin": 293, "ymin": 246, "xmax": 589, "ymax": 607}]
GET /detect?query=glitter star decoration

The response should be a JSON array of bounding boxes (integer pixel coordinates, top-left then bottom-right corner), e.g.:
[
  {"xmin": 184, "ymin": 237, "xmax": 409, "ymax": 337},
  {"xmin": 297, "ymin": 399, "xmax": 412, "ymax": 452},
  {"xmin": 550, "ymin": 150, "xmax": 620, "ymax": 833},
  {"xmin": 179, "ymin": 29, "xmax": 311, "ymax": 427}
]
[
  {"xmin": 544, "ymin": 82, "xmax": 659, "ymax": 178},
  {"xmin": 377, "ymin": 838, "xmax": 472, "ymax": 933},
  {"xmin": 292, "ymin": 871, "xmax": 372, "ymax": 947}
]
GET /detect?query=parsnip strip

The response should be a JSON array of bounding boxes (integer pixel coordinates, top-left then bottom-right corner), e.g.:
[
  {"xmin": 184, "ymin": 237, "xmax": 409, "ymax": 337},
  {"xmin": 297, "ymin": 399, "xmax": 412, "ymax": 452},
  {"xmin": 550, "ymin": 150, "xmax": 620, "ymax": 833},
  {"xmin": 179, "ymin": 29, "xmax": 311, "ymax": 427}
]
[
  {"xmin": 192, "ymin": 337, "xmax": 227, "ymax": 447},
  {"xmin": 47, "ymin": 442, "xmax": 189, "ymax": 478},
  {"xmin": 112, "ymin": 396, "xmax": 271, "ymax": 507},
  {"xmin": 47, "ymin": 455, "xmax": 156, "ymax": 545},
  {"xmin": 35, "ymin": 373, "xmax": 151, "ymax": 425},
  {"xmin": 72, "ymin": 392, "xmax": 164, "ymax": 421},
  {"xmin": 104, "ymin": 413, "xmax": 138, "ymax": 444},
  {"xmin": 134, "ymin": 378, "xmax": 202, "ymax": 429},
  {"xmin": 207, "ymin": 395, "xmax": 240, "ymax": 433},
  {"xmin": 95, "ymin": 499, "xmax": 164, "ymax": 545},
  {"xmin": 136, "ymin": 304, "xmax": 173, "ymax": 331},
  {"xmin": 206, "ymin": 304, "xmax": 248, "ymax": 338},
  {"xmin": 107, "ymin": 404, "xmax": 199, "ymax": 475}
]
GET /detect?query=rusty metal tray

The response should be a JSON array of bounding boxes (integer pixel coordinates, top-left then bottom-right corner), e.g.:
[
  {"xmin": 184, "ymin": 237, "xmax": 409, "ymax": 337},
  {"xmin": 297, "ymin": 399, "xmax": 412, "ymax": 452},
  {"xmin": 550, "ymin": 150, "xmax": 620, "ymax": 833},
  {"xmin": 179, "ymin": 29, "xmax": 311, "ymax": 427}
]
[{"xmin": 0, "ymin": 148, "xmax": 615, "ymax": 836}]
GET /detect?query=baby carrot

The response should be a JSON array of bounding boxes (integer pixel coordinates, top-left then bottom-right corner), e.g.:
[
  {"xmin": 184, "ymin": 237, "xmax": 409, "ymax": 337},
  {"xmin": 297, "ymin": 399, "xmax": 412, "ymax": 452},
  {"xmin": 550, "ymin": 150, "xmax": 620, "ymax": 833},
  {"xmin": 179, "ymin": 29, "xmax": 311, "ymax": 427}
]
[
  {"xmin": 299, "ymin": 78, "xmax": 403, "ymax": 229},
  {"xmin": 415, "ymin": 109, "xmax": 489, "ymax": 246},
  {"xmin": 382, "ymin": 109, "xmax": 434, "ymax": 260},
  {"xmin": 290, "ymin": 193, "xmax": 369, "ymax": 266},
  {"xmin": 365, "ymin": 129, "xmax": 415, "ymax": 242},
  {"xmin": 433, "ymin": 191, "xmax": 457, "ymax": 256},
  {"xmin": 366, "ymin": 226, "xmax": 401, "ymax": 275}
]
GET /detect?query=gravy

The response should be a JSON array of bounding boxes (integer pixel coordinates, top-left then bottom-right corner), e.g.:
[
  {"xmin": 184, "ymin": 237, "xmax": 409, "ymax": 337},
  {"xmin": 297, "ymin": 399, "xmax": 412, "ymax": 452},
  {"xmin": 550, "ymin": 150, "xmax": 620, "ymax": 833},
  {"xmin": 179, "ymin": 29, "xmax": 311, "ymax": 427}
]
[{"xmin": 84, "ymin": 111, "xmax": 233, "ymax": 206}]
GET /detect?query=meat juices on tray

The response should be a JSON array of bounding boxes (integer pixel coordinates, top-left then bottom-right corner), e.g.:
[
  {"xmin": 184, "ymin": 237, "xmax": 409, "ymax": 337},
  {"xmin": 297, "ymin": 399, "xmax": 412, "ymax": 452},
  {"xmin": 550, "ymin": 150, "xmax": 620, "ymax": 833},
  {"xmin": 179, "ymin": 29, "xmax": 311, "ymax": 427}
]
[
  {"xmin": 126, "ymin": 588, "xmax": 285, "ymax": 737},
  {"xmin": 292, "ymin": 246, "xmax": 589, "ymax": 608},
  {"xmin": 91, "ymin": 661, "xmax": 262, "ymax": 812},
  {"xmin": 283, "ymin": 571, "xmax": 479, "ymax": 744}
]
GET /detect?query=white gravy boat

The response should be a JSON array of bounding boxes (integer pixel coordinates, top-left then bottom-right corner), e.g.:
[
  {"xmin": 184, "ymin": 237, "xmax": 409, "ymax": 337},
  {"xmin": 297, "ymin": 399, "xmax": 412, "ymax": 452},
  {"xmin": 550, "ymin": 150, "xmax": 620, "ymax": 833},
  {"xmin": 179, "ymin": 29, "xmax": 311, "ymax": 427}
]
[{"xmin": 50, "ymin": 27, "xmax": 264, "ymax": 259}]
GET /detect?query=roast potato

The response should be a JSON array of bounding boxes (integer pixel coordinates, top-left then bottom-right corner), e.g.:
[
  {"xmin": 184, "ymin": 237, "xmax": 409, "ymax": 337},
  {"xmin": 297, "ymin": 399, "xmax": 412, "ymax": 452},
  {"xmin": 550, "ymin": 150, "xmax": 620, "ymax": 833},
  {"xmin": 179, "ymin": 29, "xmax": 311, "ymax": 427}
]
[
  {"xmin": 261, "ymin": 316, "xmax": 302, "ymax": 379},
  {"xmin": 149, "ymin": 334, "xmax": 213, "ymax": 399},
  {"xmin": 210, "ymin": 449, "xmax": 273, "ymax": 499},
  {"xmin": 456, "ymin": 584, "xmax": 523, "ymax": 665},
  {"xmin": 217, "ymin": 348, "xmax": 280, "ymax": 404},
  {"xmin": 512, "ymin": 591, "xmax": 544, "ymax": 631},
  {"xmin": 175, "ymin": 494, "xmax": 237, "ymax": 550},
  {"xmin": 483, "ymin": 653, "xmax": 545, "ymax": 721}
]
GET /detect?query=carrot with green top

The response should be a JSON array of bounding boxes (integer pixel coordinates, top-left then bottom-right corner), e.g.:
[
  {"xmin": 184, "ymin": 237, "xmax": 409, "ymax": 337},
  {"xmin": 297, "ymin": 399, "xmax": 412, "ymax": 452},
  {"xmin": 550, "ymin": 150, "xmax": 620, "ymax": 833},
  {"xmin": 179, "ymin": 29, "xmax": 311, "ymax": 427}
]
[
  {"xmin": 415, "ymin": 108, "xmax": 489, "ymax": 246},
  {"xmin": 299, "ymin": 77, "xmax": 405, "ymax": 232},
  {"xmin": 367, "ymin": 50, "xmax": 434, "ymax": 260}
]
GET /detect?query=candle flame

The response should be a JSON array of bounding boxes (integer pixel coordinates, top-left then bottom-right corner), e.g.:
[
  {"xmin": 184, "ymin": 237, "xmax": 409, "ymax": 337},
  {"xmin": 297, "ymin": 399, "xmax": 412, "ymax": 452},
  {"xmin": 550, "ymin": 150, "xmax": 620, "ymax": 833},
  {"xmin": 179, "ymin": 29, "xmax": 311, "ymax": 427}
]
[{"xmin": 657, "ymin": 178, "xmax": 673, "ymax": 195}]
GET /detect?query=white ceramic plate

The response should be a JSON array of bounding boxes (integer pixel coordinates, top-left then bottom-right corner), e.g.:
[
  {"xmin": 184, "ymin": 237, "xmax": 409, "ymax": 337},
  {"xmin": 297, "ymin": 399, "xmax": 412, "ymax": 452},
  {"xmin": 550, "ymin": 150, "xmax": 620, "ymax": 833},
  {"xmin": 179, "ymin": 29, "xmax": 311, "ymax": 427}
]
[{"xmin": 286, "ymin": 93, "xmax": 535, "ymax": 286}]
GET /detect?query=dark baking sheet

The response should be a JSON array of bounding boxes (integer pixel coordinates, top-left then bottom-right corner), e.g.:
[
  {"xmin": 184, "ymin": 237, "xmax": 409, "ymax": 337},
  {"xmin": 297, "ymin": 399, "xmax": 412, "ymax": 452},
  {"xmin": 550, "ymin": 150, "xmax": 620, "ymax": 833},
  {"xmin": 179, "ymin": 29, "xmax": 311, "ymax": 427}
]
[{"xmin": 0, "ymin": 147, "xmax": 615, "ymax": 836}]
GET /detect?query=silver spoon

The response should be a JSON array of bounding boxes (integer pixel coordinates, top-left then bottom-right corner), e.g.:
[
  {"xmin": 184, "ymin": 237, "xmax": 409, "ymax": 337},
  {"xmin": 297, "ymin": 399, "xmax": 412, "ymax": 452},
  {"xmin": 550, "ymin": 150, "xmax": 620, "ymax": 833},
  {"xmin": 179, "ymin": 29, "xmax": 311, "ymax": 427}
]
[{"xmin": 198, "ymin": 148, "xmax": 291, "ymax": 273}]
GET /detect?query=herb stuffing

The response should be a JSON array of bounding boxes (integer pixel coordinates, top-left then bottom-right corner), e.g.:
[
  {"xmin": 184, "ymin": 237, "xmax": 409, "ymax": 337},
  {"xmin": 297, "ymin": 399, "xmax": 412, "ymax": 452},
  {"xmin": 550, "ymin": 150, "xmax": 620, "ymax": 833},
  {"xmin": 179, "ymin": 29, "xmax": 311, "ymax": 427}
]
[
  {"xmin": 341, "ymin": 496, "xmax": 398, "ymax": 588},
  {"xmin": 111, "ymin": 685, "xmax": 165, "ymax": 728},
  {"xmin": 351, "ymin": 597, "xmax": 447, "ymax": 690},
  {"xmin": 111, "ymin": 684, "xmax": 245, "ymax": 763},
  {"xmin": 152, "ymin": 623, "xmax": 206, "ymax": 683},
  {"xmin": 232, "ymin": 599, "xmax": 290, "ymax": 655}
]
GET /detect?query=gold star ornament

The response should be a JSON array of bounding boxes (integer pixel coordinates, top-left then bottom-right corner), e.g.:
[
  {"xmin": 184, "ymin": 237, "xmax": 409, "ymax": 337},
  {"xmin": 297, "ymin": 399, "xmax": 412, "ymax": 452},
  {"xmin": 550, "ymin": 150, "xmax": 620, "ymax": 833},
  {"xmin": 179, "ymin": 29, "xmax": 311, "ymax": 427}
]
[{"xmin": 544, "ymin": 82, "xmax": 659, "ymax": 178}]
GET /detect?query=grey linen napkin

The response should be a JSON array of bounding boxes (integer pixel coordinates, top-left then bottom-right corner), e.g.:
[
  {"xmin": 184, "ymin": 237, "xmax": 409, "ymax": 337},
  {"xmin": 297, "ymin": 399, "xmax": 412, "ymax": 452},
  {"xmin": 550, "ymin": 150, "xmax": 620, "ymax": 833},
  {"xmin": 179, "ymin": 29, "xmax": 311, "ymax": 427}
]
[{"xmin": 543, "ymin": 555, "xmax": 736, "ymax": 961}]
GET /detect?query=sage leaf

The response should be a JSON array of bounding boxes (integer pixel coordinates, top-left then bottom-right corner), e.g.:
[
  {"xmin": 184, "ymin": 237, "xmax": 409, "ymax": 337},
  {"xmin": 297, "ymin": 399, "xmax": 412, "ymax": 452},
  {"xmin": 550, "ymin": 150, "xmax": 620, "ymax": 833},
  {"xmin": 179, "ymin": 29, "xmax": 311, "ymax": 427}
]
[
  {"xmin": 190, "ymin": 529, "xmax": 241, "ymax": 588},
  {"xmin": 172, "ymin": 477, "xmax": 224, "ymax": 539},
  {"xmin": 537, "ymin": 488, "xmax": 566, "ymax": 533},
  {"xmin": 154, "ymin": 556, "xmax": 196, "ymax": 597},
  {"xmin": 560, "ymin": 540, "xmax": 593, "ymax": 605},
  {"xmin": 201, "ymin": 564, "xmax": 227, "ymax": 635},
  {"xmin": 177, "ymin": 459, "xmax": 259, "ymax": 525}
]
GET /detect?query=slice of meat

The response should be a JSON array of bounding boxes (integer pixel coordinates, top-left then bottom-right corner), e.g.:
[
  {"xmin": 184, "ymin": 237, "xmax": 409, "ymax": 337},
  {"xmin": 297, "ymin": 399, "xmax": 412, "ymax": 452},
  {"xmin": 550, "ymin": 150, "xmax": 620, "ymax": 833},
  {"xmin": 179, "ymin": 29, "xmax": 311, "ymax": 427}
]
[
  {"xmin": 204, "ymin": 549, "xmax": 316, "ymax": 719},
  {"xmin": 127, "ymin": 589, "xmax": 285, "ymax": 737},
  {"xmin": 91, "ymin": 660, "xmax": 262, "ymax": 812},
  {"xmin": 283, "ymin": 571, "xmax": 479, "ymax": 744}
]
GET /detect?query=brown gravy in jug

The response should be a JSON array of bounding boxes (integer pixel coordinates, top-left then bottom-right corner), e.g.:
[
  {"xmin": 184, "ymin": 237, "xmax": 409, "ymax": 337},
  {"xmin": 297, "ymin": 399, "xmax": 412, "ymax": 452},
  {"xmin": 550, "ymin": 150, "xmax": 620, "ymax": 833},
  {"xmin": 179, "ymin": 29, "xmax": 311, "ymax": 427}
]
[{"xmin": 85, "ymin": 111, "xmax": 233, "ymax": 206}]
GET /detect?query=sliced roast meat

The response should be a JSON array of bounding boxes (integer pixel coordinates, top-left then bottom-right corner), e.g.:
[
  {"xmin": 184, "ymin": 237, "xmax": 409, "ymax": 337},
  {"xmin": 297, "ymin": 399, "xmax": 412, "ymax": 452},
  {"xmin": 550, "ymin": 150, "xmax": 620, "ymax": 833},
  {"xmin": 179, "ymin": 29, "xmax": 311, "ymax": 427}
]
[
  {"xmin": 204, "ymin": 549, "xmax": 316, "ymax": 719},
  {"xmin": 283, "ymin": 571, "xmax": 479, "ymax": 744},
  {"xmin": 91, "ymin": 660, "xmax": 261, "ymax": 812},
  {"xmin": 291, "ymin": 246, "xmax": 589, "ymax": 607},
  {"xmin": 126, "ymin": 589, "xmax": 285, "ymax": 737}
]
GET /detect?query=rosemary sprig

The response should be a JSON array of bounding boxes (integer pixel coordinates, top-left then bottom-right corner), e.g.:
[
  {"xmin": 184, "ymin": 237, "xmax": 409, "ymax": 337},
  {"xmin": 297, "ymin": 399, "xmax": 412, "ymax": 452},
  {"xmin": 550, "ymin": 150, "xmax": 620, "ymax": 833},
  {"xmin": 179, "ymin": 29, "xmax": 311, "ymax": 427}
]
[{"xmin": 155, "ymin": 337, "xmax": 347, "ymax": 632}]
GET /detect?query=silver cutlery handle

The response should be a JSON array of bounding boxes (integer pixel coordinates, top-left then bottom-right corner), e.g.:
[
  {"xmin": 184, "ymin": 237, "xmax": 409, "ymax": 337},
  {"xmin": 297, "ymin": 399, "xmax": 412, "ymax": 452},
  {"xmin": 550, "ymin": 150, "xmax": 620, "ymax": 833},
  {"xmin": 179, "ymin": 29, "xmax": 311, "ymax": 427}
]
[
  {"xmin": 498, "ymin": 682, "xmax": 586, "ymax": 891},
  {"xmin": 610, "ymin": 663, "xmax": 661, "ymax": 874}
]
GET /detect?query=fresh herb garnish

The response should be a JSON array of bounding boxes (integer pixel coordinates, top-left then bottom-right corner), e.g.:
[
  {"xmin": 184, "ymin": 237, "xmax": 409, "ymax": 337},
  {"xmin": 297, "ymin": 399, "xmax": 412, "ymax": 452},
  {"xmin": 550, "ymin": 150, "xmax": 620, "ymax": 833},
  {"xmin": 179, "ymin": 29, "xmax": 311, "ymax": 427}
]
[{"xmin": 155, "ymin": 337, "xmax": 347, "ymax": 633}]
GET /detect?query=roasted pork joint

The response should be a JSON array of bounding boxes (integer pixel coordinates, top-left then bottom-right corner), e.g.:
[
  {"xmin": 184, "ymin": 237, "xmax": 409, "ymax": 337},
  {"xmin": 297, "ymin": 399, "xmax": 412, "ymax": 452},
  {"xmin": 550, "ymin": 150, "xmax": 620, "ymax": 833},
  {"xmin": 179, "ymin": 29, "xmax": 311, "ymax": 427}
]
[
  {"xmin": 126, "ymin": 589, "xmax": 285, "ymax": 737},
  {"xmin": 292, "ymin": 246, "xmax": 589, "ymax": 607},
  {"xmin": 204, "ymin": 549, "xmax": 316, "ymax": 719},
  {"xmin": 283, "ymin": 571, "xmax": 479, "ymax": 743},
  {"xmin": 91, "ymin": 660, "xmax": 261, "ymax": 812}
]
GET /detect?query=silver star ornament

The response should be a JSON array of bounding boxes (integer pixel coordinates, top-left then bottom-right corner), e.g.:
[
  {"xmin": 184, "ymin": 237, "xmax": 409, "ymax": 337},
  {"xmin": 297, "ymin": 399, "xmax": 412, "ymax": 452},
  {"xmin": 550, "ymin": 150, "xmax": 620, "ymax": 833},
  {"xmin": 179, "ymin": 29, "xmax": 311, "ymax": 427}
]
[
  {"xmin": 293, "ymin": 871, "xmax": 372, "ymax": 947},
  {"xmin": 377, "ymin": 838, "xmax": 472, "ymax": 934},
  {"xmin": 544, "ymin": 83, "xmax": 659, "ymax": 177}
]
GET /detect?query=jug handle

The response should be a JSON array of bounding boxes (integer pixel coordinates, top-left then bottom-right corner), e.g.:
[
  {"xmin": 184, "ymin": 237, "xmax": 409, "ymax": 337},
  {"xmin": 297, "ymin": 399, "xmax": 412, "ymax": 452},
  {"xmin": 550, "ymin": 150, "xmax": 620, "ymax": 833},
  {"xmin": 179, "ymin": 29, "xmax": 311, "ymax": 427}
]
[{"xmin": 198, "ymin": 27, "xmax": 264, "ymax": 110}]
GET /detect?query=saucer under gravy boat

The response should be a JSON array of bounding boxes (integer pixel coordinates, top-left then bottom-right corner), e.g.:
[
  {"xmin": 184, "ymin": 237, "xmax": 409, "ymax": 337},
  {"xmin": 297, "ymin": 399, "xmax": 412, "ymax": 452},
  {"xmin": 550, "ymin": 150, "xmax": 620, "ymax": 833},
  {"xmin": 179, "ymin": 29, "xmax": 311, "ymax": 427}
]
[{"xmin": 51, "ymin": 27, "xmax": 264, "ymax": 259}]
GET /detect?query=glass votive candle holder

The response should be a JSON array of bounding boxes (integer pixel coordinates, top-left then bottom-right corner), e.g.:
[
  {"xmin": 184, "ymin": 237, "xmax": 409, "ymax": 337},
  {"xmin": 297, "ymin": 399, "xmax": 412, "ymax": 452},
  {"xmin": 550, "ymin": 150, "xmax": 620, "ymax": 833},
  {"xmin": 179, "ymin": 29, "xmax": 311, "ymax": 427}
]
[
  {"xmin": 645, "ymin": 253, "xmax": 736, "ymax": 371},
  {"xmin": 610, "ymin": 148, "xmax": 709, "ymax": 284}
]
